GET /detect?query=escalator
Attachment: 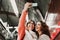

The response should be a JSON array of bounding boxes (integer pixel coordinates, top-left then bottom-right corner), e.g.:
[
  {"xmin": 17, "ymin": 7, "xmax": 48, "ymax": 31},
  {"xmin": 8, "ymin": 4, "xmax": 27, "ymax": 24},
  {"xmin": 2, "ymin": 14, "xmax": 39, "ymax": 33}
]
[
  {"xmin": 0, "ymin": 11, "xmax": 19, "ymax": 27},
  {"xmin": 0, "ymin": 33, "xmax": 5, "ymax": 40},
  {"xmin": 0, "ymin": 11, "xmax": 18, "ymax": 40},
  {"xmin": 0, "ymin": 22, "xmax": 6, "ymax": 40},
  {"xmin": 0, "ymin": 0, "xmax": 60, "ymax": 40}
]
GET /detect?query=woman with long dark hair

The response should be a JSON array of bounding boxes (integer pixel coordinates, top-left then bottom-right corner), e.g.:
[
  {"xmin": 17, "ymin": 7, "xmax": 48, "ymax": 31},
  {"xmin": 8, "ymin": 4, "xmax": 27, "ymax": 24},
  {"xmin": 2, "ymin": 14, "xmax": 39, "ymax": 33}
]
[{"xmin": 35, "ymin": 21, "xmax": 51, "ymax": 40}]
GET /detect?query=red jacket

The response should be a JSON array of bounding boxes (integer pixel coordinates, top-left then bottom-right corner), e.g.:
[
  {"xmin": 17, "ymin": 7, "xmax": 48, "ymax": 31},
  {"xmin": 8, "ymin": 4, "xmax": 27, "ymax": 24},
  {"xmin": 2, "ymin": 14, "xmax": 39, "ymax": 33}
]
[{"xmin": 17, "ymin": 10, "xmax": 28, "ymax": 40}]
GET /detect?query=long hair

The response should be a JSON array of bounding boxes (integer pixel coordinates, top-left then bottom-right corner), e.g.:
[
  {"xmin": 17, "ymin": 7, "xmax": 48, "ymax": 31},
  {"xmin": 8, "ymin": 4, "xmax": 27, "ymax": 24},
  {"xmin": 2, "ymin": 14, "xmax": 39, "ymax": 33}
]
[
  {"xmin": 40, "ymin": 21, "xmax": 51, "ymax": 38},
  {"xmin": 36, "ymin": 21, "xmax": 51, "ymax": 38}
]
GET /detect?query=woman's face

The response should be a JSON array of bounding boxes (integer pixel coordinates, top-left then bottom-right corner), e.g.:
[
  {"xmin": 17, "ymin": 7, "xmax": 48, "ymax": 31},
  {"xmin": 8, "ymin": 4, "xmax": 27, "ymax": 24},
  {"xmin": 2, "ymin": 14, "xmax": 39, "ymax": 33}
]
[
  {"xmin": 27, "ymin": 21, "xmax": 34, "ymax": 30},
  {"xmin": 35, "ymin": 22, "xmax": 41, "ymax": 32}
]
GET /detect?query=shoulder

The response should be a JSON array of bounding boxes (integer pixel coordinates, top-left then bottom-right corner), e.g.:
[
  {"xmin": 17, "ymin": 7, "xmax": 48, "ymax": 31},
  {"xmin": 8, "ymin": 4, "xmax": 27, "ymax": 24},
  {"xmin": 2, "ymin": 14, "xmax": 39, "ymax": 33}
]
[
  {"xmin": 41, "ymin": 34, "xmax": 49, "ymax": 37},
  {"xmin": 39, "ymin": 34, "xmax": 50, "ymax": 40}
]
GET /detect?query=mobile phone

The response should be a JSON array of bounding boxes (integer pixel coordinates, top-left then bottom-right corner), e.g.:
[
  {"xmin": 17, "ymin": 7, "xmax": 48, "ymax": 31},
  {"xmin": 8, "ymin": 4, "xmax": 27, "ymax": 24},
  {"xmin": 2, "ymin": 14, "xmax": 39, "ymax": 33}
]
[{"xmin": 32, "ymin": 3, "xmax": 38, "ymax": 7}]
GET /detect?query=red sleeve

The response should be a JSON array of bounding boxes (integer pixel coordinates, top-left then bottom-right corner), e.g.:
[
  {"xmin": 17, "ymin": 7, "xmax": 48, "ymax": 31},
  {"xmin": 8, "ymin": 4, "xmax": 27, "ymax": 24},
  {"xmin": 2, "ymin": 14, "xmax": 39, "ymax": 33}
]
[{"xmin": 17, "ymin": 10, "xmax": 28, "ymax": 40}]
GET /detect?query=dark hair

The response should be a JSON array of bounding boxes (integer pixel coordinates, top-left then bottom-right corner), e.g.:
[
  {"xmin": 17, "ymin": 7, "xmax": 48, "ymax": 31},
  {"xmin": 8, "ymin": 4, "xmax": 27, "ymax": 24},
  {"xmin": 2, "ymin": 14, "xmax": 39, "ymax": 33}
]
[
  {"xmin": 36, "ymin": 21, "xmax": 51, "ymax": 38},
  {"xmin": 26, "ymin": 20, "xmax": 36, "ymax": 32}
]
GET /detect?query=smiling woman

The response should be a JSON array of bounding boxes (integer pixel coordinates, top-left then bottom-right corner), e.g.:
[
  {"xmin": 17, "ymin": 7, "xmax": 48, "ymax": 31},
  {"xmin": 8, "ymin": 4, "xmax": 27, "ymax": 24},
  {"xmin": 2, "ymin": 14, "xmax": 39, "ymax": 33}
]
[{"xmin": 35, "ymin": 21, "xmax": 51, "ymax": 40}]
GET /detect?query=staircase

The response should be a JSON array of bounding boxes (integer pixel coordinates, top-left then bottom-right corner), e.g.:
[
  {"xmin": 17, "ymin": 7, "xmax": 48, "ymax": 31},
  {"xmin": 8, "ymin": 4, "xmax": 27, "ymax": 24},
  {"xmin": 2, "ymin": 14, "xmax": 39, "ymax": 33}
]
[{"xmin": 0, "ymin": 18, "xmax": 18, "ymax": 40}]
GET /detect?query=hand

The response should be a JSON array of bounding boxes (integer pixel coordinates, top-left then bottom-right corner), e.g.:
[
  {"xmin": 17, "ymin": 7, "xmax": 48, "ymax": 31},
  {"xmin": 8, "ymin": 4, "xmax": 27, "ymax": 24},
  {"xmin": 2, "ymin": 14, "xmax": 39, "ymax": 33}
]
[{"xmin": 23, "ymin": 2, "xmax": 32, "ymax": 11}]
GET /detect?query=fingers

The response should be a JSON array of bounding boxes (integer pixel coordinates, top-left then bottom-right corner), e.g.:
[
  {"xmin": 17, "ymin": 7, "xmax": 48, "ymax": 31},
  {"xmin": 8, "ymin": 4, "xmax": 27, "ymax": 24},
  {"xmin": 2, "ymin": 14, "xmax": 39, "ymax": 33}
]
[
  {"xmin": 25, "ymin": 2, "xmax": 32, "ymax": 7},
  {"xmin": 24, "ymin": 2, "xmax": 32, "ymax": 11}
]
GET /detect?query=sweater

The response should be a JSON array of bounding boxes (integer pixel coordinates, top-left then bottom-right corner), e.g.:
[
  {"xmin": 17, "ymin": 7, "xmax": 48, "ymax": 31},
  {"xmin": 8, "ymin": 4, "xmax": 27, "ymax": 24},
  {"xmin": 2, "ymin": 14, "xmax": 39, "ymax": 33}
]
[
  {"xmin": 38, "ymin": 34, "xmax": 50, "ymax": 40},
  {"xmin": 17, "ymin": 10, "xmax": 37, "ymax": 40}
]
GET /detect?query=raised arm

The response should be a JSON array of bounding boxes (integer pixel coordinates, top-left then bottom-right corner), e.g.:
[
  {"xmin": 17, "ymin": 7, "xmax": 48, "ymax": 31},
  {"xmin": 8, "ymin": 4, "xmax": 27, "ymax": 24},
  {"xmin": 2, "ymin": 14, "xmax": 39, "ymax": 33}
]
[{"xmin": 17, "ymin": 2, "xmax": 32, "ymax": 40}]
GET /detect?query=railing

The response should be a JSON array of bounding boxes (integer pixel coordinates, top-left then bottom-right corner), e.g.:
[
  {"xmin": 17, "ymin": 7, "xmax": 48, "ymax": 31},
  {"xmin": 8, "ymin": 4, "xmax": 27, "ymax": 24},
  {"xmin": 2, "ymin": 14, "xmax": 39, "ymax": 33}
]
[{"xmin": 0, "ymin": 18, "xmax": 18, "ymax": 39}]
